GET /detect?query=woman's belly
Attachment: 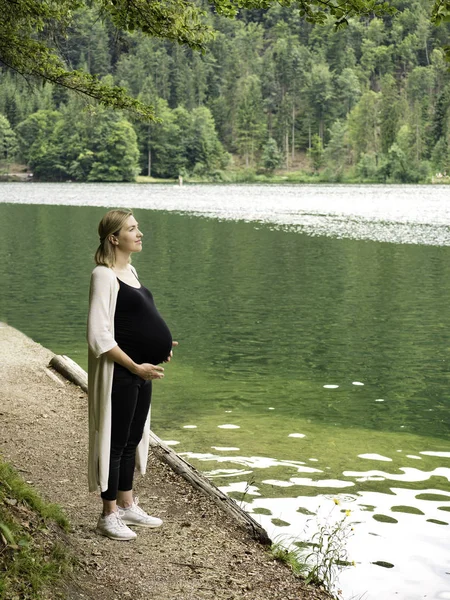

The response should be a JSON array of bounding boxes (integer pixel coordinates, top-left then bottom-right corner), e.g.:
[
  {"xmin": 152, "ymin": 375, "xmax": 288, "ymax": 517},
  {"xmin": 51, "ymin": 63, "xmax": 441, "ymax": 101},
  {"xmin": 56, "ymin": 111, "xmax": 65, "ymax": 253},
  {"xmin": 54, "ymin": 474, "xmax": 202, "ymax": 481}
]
[
  {"xmin": 140, "ymin": 317, "xmax": 173, "ymax": 365},
  {"xmin": 115, "ymin": 315, "xmax": 172, "ymax": 365}
]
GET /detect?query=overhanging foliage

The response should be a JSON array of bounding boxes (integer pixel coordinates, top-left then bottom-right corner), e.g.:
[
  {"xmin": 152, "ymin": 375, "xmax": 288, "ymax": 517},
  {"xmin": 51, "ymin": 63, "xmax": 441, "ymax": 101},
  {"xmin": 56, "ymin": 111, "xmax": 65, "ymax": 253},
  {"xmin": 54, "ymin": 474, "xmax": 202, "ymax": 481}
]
[{"xmin": 0, "ymin": 0, "xmax": 448, "ymax": 120}]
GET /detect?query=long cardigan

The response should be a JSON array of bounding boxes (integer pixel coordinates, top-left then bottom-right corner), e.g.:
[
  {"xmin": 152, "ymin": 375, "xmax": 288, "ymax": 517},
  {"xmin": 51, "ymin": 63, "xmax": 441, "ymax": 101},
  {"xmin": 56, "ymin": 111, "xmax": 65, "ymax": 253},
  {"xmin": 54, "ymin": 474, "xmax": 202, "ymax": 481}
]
[{"xmin": 86, "ymin": 265, "xmax": 151, "ymax": 493}]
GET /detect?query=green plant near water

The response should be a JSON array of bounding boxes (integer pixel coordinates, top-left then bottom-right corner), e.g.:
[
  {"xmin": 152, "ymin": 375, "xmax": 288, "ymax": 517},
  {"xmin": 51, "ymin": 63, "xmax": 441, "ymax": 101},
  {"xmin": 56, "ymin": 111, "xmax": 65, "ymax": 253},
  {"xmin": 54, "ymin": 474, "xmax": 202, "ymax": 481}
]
[
  {"xmin": 0, "ymin": 458, "xmax": 72, "ymax": 598},
  {"xmin": 269, "ymin": 499, "xmax": 355, "ymax": 598}
]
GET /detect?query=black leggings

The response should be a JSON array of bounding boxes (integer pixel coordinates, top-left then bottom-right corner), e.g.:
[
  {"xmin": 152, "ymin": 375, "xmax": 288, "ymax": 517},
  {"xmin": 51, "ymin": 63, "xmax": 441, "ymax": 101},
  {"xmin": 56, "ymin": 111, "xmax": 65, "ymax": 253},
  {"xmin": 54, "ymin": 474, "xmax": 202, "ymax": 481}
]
[{"xmin": 101, "ymin": 365, "xmax": 152, "ymax": 501}]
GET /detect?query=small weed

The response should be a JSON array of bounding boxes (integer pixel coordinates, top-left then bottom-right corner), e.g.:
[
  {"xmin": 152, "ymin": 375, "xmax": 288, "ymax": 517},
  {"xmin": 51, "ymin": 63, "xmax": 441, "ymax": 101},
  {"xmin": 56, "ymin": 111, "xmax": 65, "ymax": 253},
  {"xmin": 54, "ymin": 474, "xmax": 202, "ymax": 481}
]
[
  {"xmin": 268, "ymin": 499, "xmax": 356, "ymax": 598},
  {"xmin": 234, "ymin": 477, "xmax": 256, "ymax": 508},
  {"xmin": 302, "ymin": 501, "xmax": 355, "ymax": 593}
]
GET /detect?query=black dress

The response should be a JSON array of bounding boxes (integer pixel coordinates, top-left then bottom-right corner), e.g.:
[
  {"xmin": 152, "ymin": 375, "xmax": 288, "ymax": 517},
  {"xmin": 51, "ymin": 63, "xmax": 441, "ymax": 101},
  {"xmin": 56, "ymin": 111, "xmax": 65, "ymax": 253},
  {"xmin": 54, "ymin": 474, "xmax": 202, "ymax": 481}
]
[{"xmin": 114, "ymin": 279, "xmax": 172, "ymax": 366}]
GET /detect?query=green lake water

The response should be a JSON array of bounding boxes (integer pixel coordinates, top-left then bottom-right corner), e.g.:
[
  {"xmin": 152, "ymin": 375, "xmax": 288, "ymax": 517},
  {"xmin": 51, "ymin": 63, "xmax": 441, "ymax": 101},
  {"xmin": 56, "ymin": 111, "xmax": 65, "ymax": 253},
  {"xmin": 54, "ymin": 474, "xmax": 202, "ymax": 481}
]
[{"xmin": 0, "ymin": 184, "xmax": 449, "ymax": 599}]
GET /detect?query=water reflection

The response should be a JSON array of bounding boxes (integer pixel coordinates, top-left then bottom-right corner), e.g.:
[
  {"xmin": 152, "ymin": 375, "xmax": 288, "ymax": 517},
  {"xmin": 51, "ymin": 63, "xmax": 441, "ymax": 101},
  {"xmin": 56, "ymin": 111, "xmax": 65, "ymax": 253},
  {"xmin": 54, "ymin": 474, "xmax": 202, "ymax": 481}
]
[{"xmin": 1, "ymin": 186, "xmax": 450, "ymax": 598}]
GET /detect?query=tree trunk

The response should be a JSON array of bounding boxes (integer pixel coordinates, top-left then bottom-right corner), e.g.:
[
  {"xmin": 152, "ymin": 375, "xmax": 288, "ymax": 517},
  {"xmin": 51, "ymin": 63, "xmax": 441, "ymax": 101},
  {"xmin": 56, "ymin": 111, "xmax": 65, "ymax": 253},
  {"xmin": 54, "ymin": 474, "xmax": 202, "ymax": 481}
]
[
  {"xmin": 285, "ymin": 128, "xmax": 289, "ymax": 169},
  {"xmin": 416, "ymin": 109, "xmax": 420, "ymax": 161},
  {"xmin": 291, "ymin": 104, "xmax": 295, "ymax": 165},
  {"xmin": 147, "ymin": 126, "xmax": 151, "ymax": 177},
  {"xmin": 319, "ymin": 112, "xmax": 324, "ymax": 142}
]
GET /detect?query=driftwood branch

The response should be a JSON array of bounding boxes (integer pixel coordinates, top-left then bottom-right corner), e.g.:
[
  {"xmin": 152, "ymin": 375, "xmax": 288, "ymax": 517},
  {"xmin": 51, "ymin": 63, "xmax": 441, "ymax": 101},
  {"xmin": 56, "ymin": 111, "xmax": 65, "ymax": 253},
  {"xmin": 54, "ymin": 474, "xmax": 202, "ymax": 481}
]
[
  {"xmin": 49, "ymin": 355, "xmax": 271, "ymax": 545},
  {"xmin": 49, "ymin": 355, "xmax": 87, "ymax": 392}
]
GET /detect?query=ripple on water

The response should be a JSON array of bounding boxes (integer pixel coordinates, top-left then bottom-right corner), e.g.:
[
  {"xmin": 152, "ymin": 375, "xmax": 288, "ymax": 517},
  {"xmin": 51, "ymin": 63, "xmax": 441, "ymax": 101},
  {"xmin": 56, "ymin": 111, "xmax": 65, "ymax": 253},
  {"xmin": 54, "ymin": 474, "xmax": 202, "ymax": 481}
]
[
  {"xmin": 373, "ymin": 514, "xmax": 399, "ymax": 524},
  {"xmin": 343, "ymin": 467, "xmax": 450, "ymax": 483},
  {"xmin": 427, "ymin": 519, "xmax": 448, "ymax": 525},
  {"xmin": 358, "ymin": 453, "xmax": 392, "ymax": 462},
  {"xmin": 415, "ymin": 493, "xmax": 450, "ymax": 501},
  {"xmin": 271, "ymin": 518, "xmax": 290, "ymax": 527},
  {"xmin": 287, "ymin": 477, "xmax": 354, "ymax": 489},
  {"xmin": 420, "ymin": 451, "xmax": 450, "ymax": 458},
  {"xmin": 391, "ymin": 505, "xmax": 425, "ymax": 515},
  {"xmin": 217, "ymin": 481, "xmax": 261, "ymax": 496},
  {"xmin": 372, "ymin": 560, "xmax": 395, "ymax": 569},
  {"xmin": 252, "ymin": 507, "xmax": 272, "ymax": 515}
]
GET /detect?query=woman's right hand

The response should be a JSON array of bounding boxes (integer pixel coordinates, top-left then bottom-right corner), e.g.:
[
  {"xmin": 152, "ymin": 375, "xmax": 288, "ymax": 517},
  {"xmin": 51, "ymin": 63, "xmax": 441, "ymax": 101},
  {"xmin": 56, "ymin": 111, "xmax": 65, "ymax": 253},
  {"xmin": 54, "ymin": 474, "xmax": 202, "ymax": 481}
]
[{"xmin": 134, "ymin": 363, "xmax": 165, "ymax": 381}]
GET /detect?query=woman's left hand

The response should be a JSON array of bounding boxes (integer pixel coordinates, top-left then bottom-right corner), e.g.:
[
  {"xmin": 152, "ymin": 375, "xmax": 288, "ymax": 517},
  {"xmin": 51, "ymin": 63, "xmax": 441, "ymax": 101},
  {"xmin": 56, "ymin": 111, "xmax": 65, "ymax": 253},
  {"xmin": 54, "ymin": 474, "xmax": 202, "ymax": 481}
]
[{"xmin": 164, "ymin": 340, "xmax": 178, "ymax": 362}]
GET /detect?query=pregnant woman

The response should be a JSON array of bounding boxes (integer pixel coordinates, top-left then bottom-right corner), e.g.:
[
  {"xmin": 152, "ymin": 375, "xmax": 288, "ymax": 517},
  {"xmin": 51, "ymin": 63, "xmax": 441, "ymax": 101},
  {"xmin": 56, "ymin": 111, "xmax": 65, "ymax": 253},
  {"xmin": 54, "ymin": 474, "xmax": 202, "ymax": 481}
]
[{"xmin": 87, "ymin": 209, "xmax": 176, "ymax": 541}]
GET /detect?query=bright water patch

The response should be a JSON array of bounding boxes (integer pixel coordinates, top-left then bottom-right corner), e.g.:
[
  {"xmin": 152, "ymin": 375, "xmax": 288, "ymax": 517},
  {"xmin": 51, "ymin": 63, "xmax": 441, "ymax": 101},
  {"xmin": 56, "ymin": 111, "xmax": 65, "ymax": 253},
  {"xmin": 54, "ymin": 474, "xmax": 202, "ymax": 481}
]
[
  {"xmin": 421, "ymin": 451, "xmax": 450, "ymax": 458},
  {"xmin": 358, "ymin": 453, "xmax": 393, "ymax": 462},
  {"xmin": 3, "ymin": 182, "xmax": 450, "ymax": 246},
  {"xmin": 215, "ymin": 456, "xmax": 450, "ymax": 600}
]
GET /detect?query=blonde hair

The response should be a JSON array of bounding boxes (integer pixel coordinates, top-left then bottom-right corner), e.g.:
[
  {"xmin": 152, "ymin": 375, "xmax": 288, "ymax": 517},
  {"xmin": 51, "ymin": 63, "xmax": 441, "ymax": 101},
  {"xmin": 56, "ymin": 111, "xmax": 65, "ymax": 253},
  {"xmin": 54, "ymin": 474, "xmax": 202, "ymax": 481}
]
[{"xmin": 95, "ymin": 209, "xmax": 133, "ymax": 267}]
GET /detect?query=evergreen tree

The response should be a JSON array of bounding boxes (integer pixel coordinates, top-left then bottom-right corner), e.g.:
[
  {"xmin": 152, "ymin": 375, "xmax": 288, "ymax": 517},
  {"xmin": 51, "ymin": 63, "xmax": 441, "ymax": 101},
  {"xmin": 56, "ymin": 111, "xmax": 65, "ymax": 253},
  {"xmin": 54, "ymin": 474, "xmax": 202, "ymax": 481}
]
[
  {"xmin": 379, "ymin": 74, "xmax": 404, "ymax": 154},
  {"xmin": 305, "ymin": 62, "xmax": 334, "ymax": 141},
  {"xmin": 307, "ymin": 134, "xmax": 324, "ymax": 172},
  {"xmin": 235, "ymin": 75, "xmax": 266, "ymax": 166},
  {"xmin": 187, "ymin": 106, "xmax": 230, "ymax": 175},
  {"xmin": 324, "ymin": 120, "xmax": 349, "ymax": 178},
  {"xmin": 0, "ymin": 113, "xmax": 18, "ymax": 172},
  {"xmin": 347, "ymin": 91, "xmax": 382, "ymax": 162},
  {"xmin": 261, "ymin": 137, "xmax": 283, "ymax": 172}
]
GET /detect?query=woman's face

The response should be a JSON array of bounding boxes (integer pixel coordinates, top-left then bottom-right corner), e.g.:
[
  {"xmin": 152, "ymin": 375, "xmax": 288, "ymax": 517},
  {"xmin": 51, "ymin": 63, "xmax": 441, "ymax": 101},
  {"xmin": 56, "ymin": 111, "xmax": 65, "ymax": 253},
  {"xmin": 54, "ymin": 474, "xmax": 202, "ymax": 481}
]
[{"xmin": 115, "ymin": 215, "xmax": 143, "ymax": 254}]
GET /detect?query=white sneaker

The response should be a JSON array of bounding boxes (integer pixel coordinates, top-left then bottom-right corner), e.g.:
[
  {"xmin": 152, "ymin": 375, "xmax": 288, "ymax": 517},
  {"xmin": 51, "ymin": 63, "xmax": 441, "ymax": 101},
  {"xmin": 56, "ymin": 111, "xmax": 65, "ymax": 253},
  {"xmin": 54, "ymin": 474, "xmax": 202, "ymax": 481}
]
[
  {"xmin": 118, "ymin": 498, "xmax": 163, "ymax": 528},
  {"xmin": 96, "ymin": 511, "xmax": 137, "ymax": 541}
]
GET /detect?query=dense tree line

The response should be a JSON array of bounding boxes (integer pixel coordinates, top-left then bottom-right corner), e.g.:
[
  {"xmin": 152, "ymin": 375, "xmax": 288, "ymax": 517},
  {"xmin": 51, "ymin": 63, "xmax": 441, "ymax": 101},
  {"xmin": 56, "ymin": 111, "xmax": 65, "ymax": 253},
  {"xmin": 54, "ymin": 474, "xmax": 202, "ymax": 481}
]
[{"xmin": 0, "ymin": 0, "xmax": 449, "ymax": 182}]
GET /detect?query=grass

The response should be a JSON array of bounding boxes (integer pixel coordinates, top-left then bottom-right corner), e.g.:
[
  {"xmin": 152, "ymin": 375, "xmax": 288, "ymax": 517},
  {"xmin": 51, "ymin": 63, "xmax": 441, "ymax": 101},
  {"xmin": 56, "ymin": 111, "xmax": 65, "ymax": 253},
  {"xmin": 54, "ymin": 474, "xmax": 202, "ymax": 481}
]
[
  {"xmin": 133, "ymin": 164, "xmax": 439, "ymax": 185},
  {"xmin": 135, "ymin": 175, "xmax": 177, "ymax": 184},
  {"xmin": 268, "ymin": 541, "xmax": 311, "ymax": 578},
  {"xmin": 0, "ymin": 459, "xmax": 73, "ymax": 599}
]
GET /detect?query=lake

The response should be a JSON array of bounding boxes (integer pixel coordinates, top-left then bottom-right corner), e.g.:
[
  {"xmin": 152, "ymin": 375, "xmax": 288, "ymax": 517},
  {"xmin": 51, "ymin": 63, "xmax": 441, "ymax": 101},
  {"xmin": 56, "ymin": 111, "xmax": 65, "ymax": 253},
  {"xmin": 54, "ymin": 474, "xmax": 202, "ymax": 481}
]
[{"xmin": 0, "ymin": 182, "xmax": 449, "ymax": 599}]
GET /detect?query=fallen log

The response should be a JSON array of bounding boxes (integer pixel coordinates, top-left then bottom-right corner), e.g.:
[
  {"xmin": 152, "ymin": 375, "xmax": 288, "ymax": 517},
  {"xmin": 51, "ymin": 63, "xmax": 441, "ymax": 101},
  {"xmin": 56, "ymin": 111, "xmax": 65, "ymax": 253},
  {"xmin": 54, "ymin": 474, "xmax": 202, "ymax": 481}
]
[
  {"xmin": 49, "ymin": 355, "xmax": 87, "ymax": 393},
  {"xmin": 147, "ymin": 430, "xmax": 271, "ymax": 545},
  {"xmin": 49, "ymin": 355, "xmax": 271, "ymax": 545}
]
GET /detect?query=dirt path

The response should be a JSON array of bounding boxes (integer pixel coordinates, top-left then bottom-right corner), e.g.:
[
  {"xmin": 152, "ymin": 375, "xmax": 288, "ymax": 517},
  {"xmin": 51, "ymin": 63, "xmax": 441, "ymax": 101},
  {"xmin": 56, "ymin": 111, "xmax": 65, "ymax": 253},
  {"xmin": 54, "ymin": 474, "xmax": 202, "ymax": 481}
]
[{"xmin": 0, "ymin": 324, "xmax": 331, "ymax": 600}]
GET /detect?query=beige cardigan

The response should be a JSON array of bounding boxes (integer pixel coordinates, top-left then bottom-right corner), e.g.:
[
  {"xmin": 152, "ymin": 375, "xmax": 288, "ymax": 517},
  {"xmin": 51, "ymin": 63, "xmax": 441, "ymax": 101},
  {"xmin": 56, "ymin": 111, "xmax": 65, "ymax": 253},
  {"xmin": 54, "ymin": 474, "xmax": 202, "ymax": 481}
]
[{"xmin": 87, "ymin": 265, "xmax": 151, "ymax": 493}]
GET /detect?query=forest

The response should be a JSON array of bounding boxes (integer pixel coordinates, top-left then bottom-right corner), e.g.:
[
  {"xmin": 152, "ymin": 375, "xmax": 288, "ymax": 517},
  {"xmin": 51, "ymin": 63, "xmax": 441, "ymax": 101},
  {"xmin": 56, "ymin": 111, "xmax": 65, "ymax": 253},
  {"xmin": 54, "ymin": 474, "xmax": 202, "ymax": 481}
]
[{"xmin": 0, "ymin": 0, "xmax": 450, "ymax": 183}]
